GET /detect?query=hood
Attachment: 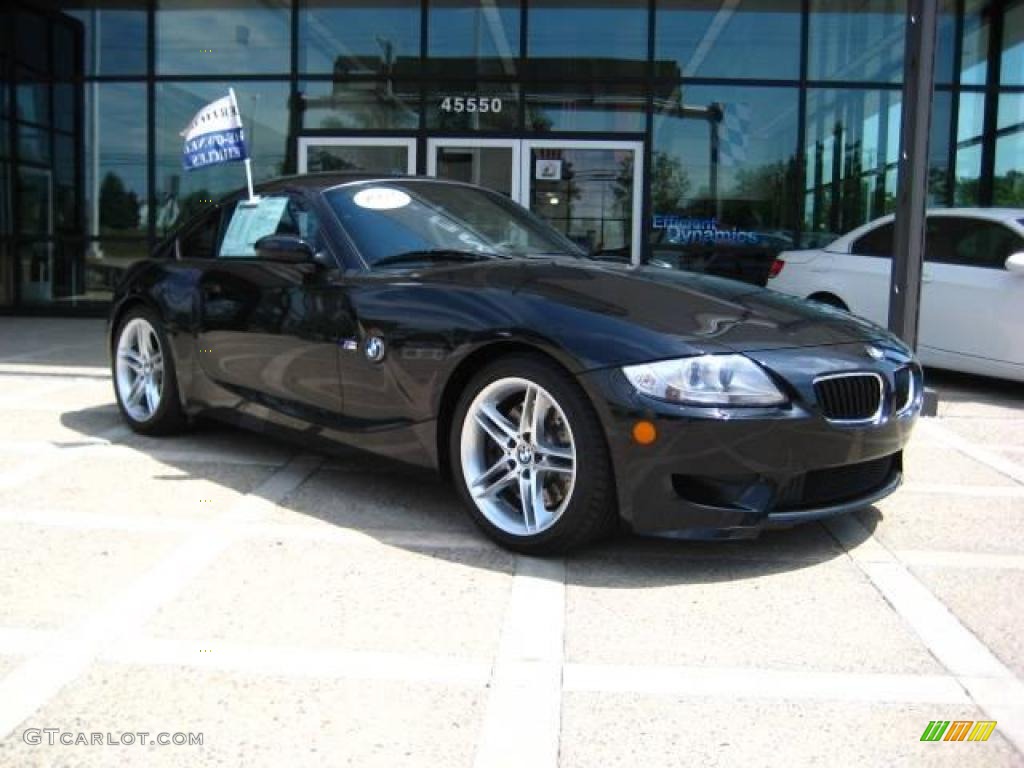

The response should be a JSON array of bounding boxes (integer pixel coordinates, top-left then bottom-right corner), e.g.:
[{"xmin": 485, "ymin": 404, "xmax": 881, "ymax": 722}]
[{"xmin": 444, "ymin": 258, "xmax": 895, "ymax": 354}]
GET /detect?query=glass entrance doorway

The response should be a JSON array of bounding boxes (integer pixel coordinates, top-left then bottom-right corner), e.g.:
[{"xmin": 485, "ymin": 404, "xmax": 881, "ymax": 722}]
[{"xmin": 429, "ymin": 139, "xmax": 643, "ymax": 263}]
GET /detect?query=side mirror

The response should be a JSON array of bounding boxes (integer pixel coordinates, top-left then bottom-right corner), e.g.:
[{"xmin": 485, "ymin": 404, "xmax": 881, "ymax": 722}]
[
  {"xmin": 254, "ymin": 234, "xmax": 315, "ymax": 263},
  {"xmin": 1006, "ymin": 252, "xmax": 1024, "ymax": 274}
]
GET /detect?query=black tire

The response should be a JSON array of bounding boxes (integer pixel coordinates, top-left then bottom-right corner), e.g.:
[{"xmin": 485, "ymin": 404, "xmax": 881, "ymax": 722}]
[
  {"xmin": 449, "ymin": 354, "xmax": 617, "ymax": 555},
  {"xmin": 111, "ymin": 306, "xmax": 187, "ymax": 436}
]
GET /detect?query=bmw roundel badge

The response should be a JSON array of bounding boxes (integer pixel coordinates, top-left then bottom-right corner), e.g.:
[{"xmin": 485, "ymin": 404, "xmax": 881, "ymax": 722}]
[
  {"xmin": 365, "ymin": 335, "xmax": 386, "ymax": 362},
  {"xmin": 865, "ymin": 345, "xmax": 884, "ymax": 361}
]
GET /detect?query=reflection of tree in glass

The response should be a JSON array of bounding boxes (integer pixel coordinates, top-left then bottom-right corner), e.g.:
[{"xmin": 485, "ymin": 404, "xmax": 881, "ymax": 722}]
[
  {"xmin": 732, "ymin": 159, "xmax": 799, "ymax": 231},
  {"xmin": 649, "ymin": 151, "xmax": 690, "ymax": 214},
  {"xmin": 99, "ymin": 172, "xmax": 140, "ymax": 231},
  {"xmin": 956, "ymin": 172, "xmax": 1024, "ymax": 207}
]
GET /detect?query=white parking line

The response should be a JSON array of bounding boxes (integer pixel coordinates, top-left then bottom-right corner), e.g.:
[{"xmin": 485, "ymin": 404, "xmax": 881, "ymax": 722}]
[
  {"xmin": 474, "ymin": 556, "xmax": 565, "ymax": 768},
  {"xmin": 826, "ymin": 514, "xmax": 1024, "ymax": 754},
  {"xmin": 103, "ymin": 636, "xmax": 491, "ymax": 686},
  {"xmin": 564, "ymin": 664, "xmax": 969, "ymax": 705},
  {"xmin": 0, "ymin": 628, "xmax": 58, "ymax": 657},
  {"xmin": 0, "ymin": 623, "xmax": 975, "ymax": 706},
  {"xmin": 0, "ymin": 505, "xmax": 490, "ymax": 550},
  {"xmin": 895, "ymin": 549, "xmax": 1024, "ymax": 570},
  {"xmin": 0, "ymin": 452, "xmax": 321, "ymax": 740},
  {"xmin": 920, "ymin": 420, "xmax": 1024, "ymax": 486},
  {"xmin": 899, "ymin": 482, "xmax": 1024, "ymax": 498},
  {"xmin": 0, "ymin": 440, "xmax": 291, "ymax": 468}
]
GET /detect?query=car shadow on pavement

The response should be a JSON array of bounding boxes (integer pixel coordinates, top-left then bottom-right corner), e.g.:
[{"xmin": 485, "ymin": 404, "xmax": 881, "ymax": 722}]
[{"xmin": 59, "ymin": 406, "xmax": 878, "ymax": 587}]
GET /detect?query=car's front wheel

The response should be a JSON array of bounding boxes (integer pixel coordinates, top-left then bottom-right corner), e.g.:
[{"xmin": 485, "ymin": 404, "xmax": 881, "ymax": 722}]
[
  {"xmin": 450, "ymin": 356, "xmax": 616, "ymax": 554},
  {"xmin": 112, "ymin": 307, "xmax": 186, "ymax": 435}
]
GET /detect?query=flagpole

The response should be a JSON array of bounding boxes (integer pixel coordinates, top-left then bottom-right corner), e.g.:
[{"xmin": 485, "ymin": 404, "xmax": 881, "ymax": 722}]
[{"xmin": 228, "ymin": 88, "xmax": 256, "ymax": 202}]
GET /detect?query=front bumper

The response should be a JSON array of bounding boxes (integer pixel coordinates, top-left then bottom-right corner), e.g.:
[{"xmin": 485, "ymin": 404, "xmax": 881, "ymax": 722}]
[{"xmin": 577, "ymin": 342, "xmax": 921, "ymax": 540}]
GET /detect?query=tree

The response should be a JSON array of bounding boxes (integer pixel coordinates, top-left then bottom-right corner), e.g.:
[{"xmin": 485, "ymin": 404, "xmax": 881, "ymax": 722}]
[
  {"xmin": 649, "ymin": 152, "xmax": 691, "ymax": 215},
  {"xmin": 99, "ymin": 172, "xmax": 140, "ymax": 231}
]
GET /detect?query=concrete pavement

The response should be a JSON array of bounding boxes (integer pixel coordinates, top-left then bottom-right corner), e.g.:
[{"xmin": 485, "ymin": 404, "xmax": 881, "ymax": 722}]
[{"xmin": 0, "ymin": 317, "xmax": 1021, "ymax": 767}]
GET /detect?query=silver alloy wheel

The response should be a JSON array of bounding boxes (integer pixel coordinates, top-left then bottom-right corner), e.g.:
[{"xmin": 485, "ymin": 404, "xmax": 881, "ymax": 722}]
[
  {"xmin": 460, "ymin": 377, "xmax": 577, "ymax": 536},
  {"xmin": 115, "ymin": 317, "xmax": 165, "ymax": 423}
]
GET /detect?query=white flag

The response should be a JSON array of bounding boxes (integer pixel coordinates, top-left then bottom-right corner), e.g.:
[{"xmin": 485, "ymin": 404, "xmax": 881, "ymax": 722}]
[{"xmin": 181, "ymin": 93, "xmax": 249, "ymax": 171}]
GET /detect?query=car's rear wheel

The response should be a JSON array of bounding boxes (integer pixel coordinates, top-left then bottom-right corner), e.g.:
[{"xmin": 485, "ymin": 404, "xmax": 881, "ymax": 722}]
[
  {"xmin": 450, "ymin": 356, "xmax": 616, "ymax": 554},
  {"xmin": 113, "ymin": 308, "xmax": 186, "ymax": 435}
]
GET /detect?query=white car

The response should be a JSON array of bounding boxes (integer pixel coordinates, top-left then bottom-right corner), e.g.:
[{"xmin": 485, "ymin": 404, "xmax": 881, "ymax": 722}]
[{"xmin": 769, "ymin": 208, "xmax": 1024, "ymax": 382}]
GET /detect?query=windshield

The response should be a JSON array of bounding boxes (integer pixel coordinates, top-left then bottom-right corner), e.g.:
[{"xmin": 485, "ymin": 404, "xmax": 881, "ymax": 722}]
[{"xmin": 324, "ymin": 180, "xmax": 584, "ymax": 266}]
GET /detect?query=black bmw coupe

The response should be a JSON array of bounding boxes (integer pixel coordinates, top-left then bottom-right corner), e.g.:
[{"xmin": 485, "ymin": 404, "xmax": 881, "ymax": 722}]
[{"xmin": 109, "ymin": 174, "xmax": 923, "ymax": 554}]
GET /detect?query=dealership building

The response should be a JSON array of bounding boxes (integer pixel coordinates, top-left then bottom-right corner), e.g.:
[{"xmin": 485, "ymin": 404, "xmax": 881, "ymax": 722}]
[{"xmin": 0, "ymin": 0, "xmax": 1021, "ymax": 313}]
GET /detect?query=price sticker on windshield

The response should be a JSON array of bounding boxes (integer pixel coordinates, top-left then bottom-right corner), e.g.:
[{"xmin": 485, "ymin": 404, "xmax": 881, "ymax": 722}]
[{"xmin": 353, "ymin": 188, "xmax": 411, "ymax": 210}]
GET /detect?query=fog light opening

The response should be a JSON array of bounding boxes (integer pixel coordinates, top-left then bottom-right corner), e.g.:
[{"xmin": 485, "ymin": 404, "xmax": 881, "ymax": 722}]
[{"xmin": 632, "ymin": 420, "xmax": 657, "ymax": 445}]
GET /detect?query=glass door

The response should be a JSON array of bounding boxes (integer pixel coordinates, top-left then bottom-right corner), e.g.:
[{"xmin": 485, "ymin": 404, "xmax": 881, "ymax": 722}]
[
  {"xmin": 297, "ymin": 137, "xmax": 417, "ymax": 175},
  {"xmin": 521, "ymin": 140, "xmax": 643, "ymax": 264},
  {"xmin": 427, "ymin": 139, "xmax": 520, "ymax": 198},
  {"xmin": 428, "ymin": 138, "xmax": 643, "ymax": 263},
  {"xmin": 17, "ymin": 167, "xmax": 55, "ymax": 304}
]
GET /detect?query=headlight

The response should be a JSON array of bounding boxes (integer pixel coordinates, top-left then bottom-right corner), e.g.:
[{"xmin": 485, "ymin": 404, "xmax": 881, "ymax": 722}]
[{"xmin": 622, "ymin": 355, "xmax": 786, "ymax": 407}]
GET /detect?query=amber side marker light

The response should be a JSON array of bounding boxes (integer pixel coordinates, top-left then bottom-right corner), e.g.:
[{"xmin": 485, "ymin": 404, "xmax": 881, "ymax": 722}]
[{"xmin": 632, "ymin": 420, "xmax": 657, "ymax": 445}]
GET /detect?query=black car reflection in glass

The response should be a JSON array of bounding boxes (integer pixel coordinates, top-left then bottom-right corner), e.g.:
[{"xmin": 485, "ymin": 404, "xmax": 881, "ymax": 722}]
[{"xmin": 108, "ymin": 174, "xmax": 922, "ymax": 554}]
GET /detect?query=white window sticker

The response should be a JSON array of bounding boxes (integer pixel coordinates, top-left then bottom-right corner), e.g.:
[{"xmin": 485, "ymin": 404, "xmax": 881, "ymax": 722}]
[
  {"xmin": 535, "ymin": 159, "xmax": 562, "ymax": 181},
  {"xmin": 353, "ymin": 187, "xmax": 412, "ymax": 210},
  {"xmin": 220, "ymin": 196, "xmax": 289, "ymax": 258}
]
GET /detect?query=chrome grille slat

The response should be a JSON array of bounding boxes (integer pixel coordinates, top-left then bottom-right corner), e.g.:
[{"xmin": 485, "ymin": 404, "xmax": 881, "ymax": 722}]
[{"xmin": 813, "ymin": 372, "xmax": 884, "ymax": 423}]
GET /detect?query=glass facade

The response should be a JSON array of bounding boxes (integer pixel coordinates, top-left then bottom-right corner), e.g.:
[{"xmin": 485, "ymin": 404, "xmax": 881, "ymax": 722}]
[{"xmin": 1, "ymin": 0, "xmax": 1022, "ymax": 311}]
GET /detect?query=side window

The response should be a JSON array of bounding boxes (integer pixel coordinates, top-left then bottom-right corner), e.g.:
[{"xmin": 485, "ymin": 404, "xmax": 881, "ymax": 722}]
[
  {"xmin": 178, "ymin": 208, "xmax": 222, "ymax": 260},
  {"xmin": 217, "ymin": 194, "xmax": 323, "ymax": 259},
  {"xmin": 945, "ymin": 218, "xmax": 1023, "ymax": 269},
  {"xmin": 851, "ymin": 222, "xmax": 893, "ymax": 257},
  {"xmin": 924, "ymin": 217, "xmax": 956, "ymax": 263}
]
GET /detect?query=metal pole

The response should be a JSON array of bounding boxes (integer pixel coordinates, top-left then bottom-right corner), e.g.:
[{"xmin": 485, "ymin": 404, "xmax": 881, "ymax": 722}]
[
  {"xmin": 229, "ymin": 88, "xmax": 256, "ymax": 202},
  {"xmin": 888, "ymin": 0, "xmax": 939, "ymax": 349}
]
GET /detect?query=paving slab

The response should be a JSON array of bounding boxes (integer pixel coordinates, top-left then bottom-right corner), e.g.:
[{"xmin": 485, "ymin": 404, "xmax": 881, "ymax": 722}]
[
  {"xmin": 561, "ymin": 693, "xmax": 1021, "ymax": 768},
  {"xmin": 566, "ymin": 554, "xmax": 943, "ymax": 674},
  {"xmin": 860, "ymin": 492, "xmax": 1024, "ymax": 554},
  {"xmin": 11, "ymin": 379, "xmax": 118, "ymax": 413},
  {"xmin": 902, "ymin": 440, "xmax": 1017, "ymax": 486},
  {"xmin": 0, "ymin": 663, "xmax": 484, "ymax": 768},
  {"xmin": 273, "ymin": 466, "xmax": 473, "ymax": 533},
  {"xmin": 938, "ymin": 418, "xmax": 1024, "ymax": 451},
  {"xmin": 912, "ymin": 565, "xmax": 1024, "ymax": 679},
  {"xmin": 0, "ymin": 456, "xmax": 274, "ymax": 521},
  {"xmin": 145, "ymin": 537, "xmax": 513, "ymax": 657},
  {"xmin": 1, "ymin": 408, "xmax": 123, "ymax": 444},
  {"xmin": 0, "ymin": 523, "xmax": 184, "ymax": 630},
  {"xmin": 0, "ymin": 655, "xmax": 22, "ymax": 679},
  {"xmin": 121, "ymin": 425, "xmax": 294, "ymax": 467}
]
